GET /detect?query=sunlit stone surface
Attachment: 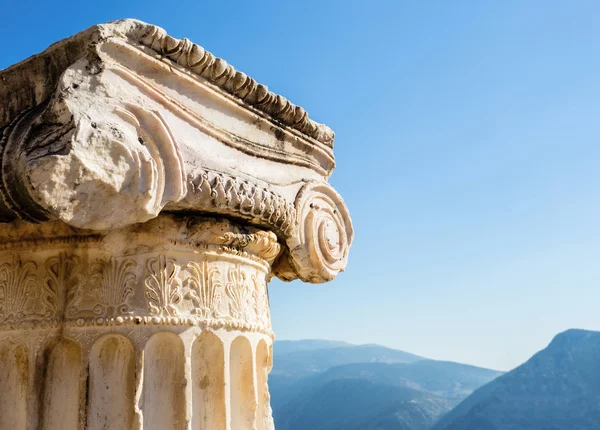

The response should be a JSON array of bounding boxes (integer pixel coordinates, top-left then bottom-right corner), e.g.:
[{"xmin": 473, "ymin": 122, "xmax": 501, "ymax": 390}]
[{"xmin": 0, "ymin": 19, "xmax": 353, "ymax": 429}]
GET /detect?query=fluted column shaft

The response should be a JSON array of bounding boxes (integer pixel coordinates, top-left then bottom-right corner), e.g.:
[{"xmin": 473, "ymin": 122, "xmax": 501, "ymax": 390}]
[{"xmin": 0, "ymin": 215, "xmax": 275, "ymax": 430}]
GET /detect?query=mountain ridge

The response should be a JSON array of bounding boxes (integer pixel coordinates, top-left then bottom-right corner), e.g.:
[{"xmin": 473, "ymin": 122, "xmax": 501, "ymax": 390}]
[
  {"xmin": 270, "ymin": 339, "xmax": 502, "ymax": 430},
  {"xmin": 432, "ymin": 329, "xmax": 600, "ymax": 430}
]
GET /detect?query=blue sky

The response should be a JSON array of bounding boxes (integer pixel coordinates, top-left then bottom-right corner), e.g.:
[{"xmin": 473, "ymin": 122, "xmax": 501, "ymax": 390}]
[{"xmin": 2, "ymin": 1, "xmax": 600, "ymax": 371}]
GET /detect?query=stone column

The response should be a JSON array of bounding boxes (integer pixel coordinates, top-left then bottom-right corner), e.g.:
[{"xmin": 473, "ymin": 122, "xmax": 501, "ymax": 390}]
[{"xmin": 0, "ymin": 19, "xmax": 353, "ymax": 430}]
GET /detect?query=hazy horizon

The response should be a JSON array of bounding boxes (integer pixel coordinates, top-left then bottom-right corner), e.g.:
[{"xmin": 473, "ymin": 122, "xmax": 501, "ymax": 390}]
[
  {"xmin": 3, "ymin": 1, "xmax": 600, "ymax": 371},
  {"xmin": 272, "ymin": 333, "xmax": 557, "ymax": 372}
]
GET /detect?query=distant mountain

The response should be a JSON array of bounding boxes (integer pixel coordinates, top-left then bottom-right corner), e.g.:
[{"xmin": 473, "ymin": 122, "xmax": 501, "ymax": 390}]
[
  {"xmin": 276, "ymin": 378, "xmax": 450, "ymax": 430},
  {"xmin": 432, "ymin": 329, "xmax": 600, "ymax": 430},
  {"xmin": 316, "ymin": 360, "xmax": 503, "ymax": 401},
  {"xmin": 270, "ymin": 340, "xmax": 502, "ymax": 430},
  {"xmin": 272, "ymin": 342, "xmax": 423, "ymax": 380},
  {"xmin": 274, "ymin": 339, "xmax": 353, "ymax": 355}
]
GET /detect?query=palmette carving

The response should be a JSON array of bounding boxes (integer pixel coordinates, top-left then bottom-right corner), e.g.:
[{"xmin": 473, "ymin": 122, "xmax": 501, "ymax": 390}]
[
  {"xmin": 252, "ymin": 274, "xmax": 271, "ymax": 330},
  {"xmin": 185, "ymin": 261, "xmax": 222, "ymax": 319},
  {"xmin": 0, "ymin": 255, "xmax": 38, "ymax": 322},
  {"xmin": 42, "ymin": 253, "xmax": 81, "ymax": 319},
  {"xmin": 0, "ymin": 255, "xmax": 274, "ymax": 332},
  {"xmin": 0, "ymin": 215, "xmax": 278, "ymax": 333},
  {"xmin": 225, "ymin": 266, "xmax": 253, "ymax": 322},
  {"xmin": 0, "ymin": 220, "xmax": 277, "ymax": 331},
  {"xmin": 90, "ymin": 258, "xmax": 137, "ymax": 317},
  {"xmin": 145, "ymin": 255, "xmax": 183, "ymax": 317},
  {"xmin": 0, "ymin": 245, "xmax": 274, "ymax": 336}
]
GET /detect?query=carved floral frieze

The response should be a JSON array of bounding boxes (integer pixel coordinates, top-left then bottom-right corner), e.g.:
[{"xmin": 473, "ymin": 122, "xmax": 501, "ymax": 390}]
[{"xmin": 0, "ymin": 252, "xmax": 272, "ymax": 334}]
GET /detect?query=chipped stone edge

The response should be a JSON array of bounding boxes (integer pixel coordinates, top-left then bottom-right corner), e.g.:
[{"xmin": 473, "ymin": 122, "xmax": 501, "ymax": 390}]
[{"xmin": 0, "ymin": 18, "xmax": 335, "ymax": 148}]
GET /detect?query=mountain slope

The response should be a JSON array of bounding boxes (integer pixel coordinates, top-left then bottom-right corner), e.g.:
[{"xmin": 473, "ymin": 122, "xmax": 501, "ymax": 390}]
[
  {"xmin": 270, "ymin": 341, "xmax": 427, "ymax": 414},
  {"xmin": 433, "ymin": 329, "xmax": 600, "ymax": 430},
  {"xmin": 316, "ymin": 360, "xmax": 503, "ymax": 401},
  {"xmin": 275, "ymin": 378, "xmax": 450, "ymax": 430},
  {"xmin": 270, "ymin": 340, "xmax": 502, "ymax": 430}
]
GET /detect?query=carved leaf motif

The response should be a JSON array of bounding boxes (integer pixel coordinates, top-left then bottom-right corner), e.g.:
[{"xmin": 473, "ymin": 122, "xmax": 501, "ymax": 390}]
[
  {"xmin": 192, "ymin": 172, "xmax": 211, "ymax": 201},
  {"xmin": 240, "ymin": 182, "xmax": 254, "ymax": 214},
  {"xmin": 212, "ymin": 175, "xmax": 227, "ymax": 207},
  {"xmin": 225, "ymin": 266, "xmax": 252, "ymax": 322},
  {"xmin": 185, "ymin": 261, "xmax": 222, "ymax": 318},
  {"xmin": 90, "ymin": 258, "xmax": 137, "ymax": 317},
  {"xmin": 42, "ymin": 253, "xmax": 81, "ymax": 319},
  {"xmin": 252, "ymin": 274, "xmax": 271, "ymax": 329},
  {"xmin": 254, "ymin": 189, "xmax": 266, "ymax": 216},
  {"xmin": 190, "ymin": 169, "xmax": 296, "ymax": 236},
  {"xmin": 144, "ymin": 255, "xmax": 182, "ymax": 317},
  {"xmin": 0, "ymin": 255, "xmax": 38, "ymax": 322},
  {"xmin": 252, "ymin": 276, "xmax": 260, "ymax": 325}
]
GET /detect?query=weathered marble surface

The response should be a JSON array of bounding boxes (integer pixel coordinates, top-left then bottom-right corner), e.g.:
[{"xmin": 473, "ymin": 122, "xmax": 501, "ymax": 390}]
[
  {"xmin": 0, "ymin": 18, "xmax": 352, "ymax": 283},
  {"xmin": 0, "ymin": 215, "xmax": 276, "ymax": 429},
  {"xmin": 0, "ymin": 19, "xmax": 353, "ymax": 429}
]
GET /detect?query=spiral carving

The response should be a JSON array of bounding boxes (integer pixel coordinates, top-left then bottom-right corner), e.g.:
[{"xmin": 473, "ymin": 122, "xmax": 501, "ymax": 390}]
[{"xmin": 287, "ymin": 182, "xmax": 353, "ymax": 283}]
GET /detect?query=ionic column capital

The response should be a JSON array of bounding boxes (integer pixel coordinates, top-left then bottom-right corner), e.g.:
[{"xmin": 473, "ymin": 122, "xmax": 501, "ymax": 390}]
[{"xmin": 0, "ymin": 19, "xmax": 353, "ymax": 284}]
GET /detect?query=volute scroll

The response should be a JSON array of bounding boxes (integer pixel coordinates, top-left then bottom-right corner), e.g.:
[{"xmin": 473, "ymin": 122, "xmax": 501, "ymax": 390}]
[{"xmin": 281, "ymin": 181, "xmax": 353, "ymax": 283}]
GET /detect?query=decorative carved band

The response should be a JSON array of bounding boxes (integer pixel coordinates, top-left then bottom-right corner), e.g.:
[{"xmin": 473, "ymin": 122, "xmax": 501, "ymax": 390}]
[
  {"xmin": 0, "ymin": 216, "xmax": 275, "ymax": 335},
  {"xmin": 136, "ymin": 23, "xmax": 334, "ymax": 147},
  {"xmin": 0, "ymin": 251, "xmax": 273, "ymax": 336},
  {"xmin": 185, "ymin": 169, "xmax": 296, "ymax": 237}
]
